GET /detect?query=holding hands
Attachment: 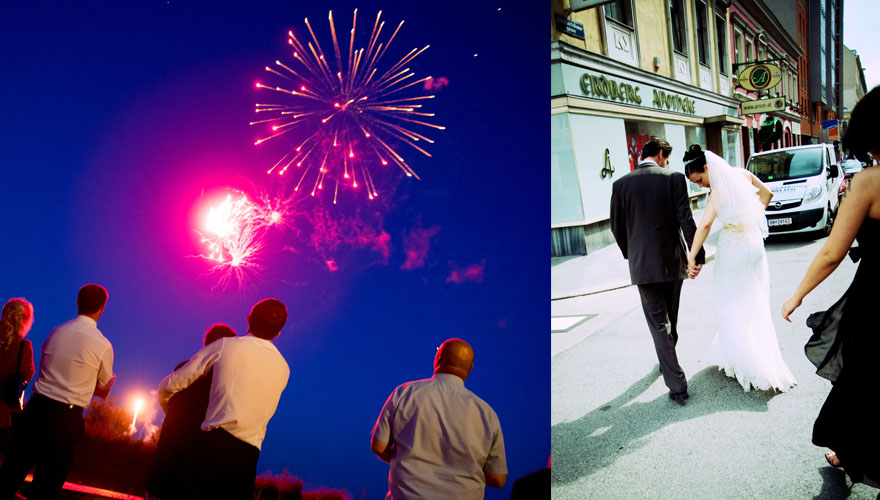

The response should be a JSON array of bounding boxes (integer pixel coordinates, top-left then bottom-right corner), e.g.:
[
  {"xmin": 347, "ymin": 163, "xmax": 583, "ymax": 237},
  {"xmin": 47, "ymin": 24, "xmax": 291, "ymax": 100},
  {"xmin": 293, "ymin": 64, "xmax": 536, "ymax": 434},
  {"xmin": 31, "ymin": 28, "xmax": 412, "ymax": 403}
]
[{"xmin": 687, "ymin": 256, "xmax": 702, "ymax": 279}]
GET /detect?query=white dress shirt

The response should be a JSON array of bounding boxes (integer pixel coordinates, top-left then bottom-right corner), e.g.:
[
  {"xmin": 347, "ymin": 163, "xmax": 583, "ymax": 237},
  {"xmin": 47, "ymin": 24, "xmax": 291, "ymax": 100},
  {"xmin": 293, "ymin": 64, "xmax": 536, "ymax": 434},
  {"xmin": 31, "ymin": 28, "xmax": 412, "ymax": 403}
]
[
  {"xmin": 157, "ymin": 334, "xmax": 289, "ymax": 450},
  {"xmin": 371, "ymin": 373, "xmax": 507, "ymax": 500},
  {"xmin": 33, "ymin": 315, "xmax": 115, "ymax": 408}
]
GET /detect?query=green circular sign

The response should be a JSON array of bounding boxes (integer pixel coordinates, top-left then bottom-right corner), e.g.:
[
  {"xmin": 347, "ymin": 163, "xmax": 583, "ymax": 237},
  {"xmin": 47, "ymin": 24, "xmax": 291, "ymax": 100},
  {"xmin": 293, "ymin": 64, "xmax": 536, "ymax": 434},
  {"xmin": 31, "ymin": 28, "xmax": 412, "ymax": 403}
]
[{"xmin": 750, "ymin": 65, "xmax": 772, "ymax": 89}]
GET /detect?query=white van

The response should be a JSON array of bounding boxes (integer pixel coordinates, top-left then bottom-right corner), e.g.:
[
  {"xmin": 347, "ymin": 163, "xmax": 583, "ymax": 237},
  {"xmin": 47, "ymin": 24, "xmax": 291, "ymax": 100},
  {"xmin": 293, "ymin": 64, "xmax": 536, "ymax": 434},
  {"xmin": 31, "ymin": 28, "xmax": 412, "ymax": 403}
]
[{"xmin": 746, "ymin": 144, "xmax": 843, "ymax": 236}]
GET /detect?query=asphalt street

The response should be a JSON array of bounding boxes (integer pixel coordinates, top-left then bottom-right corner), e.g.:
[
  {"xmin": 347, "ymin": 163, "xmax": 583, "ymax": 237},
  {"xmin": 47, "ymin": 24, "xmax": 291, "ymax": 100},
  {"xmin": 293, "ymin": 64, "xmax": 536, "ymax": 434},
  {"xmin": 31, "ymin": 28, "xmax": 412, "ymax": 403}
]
[{"xmin": 551, "ymin": 232, "xmax": 878, "ymax": 500}]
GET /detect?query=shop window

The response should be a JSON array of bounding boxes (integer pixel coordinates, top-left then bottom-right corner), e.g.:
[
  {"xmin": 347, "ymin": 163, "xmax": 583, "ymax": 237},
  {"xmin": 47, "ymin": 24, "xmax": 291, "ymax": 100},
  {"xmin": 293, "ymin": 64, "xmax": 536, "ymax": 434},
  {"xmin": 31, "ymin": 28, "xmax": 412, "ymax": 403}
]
[
  {"xmin": 716, "ymin": 15, "xmax": 728, "ymax": 74},
  {"xmin": 670, "ymin": 0, "xmax": 688, "ymax": 55},
  {"xmin": 604, "ymin": 0, "xmax": 633, "ymax": 28},
  {"xmin": 685, "ymin": 126, "xmax": 707, "ymax": 193},
  {"xmin": 695, "ymin": 1, "xmax": 710, "ymax": 65},
  {"xmin": 551, "ymin": 114, "xmax": 585, "ymax": 224},
  {"xmin": 624, "ymin": 120, "xmax": 665, "ymax": 171}
]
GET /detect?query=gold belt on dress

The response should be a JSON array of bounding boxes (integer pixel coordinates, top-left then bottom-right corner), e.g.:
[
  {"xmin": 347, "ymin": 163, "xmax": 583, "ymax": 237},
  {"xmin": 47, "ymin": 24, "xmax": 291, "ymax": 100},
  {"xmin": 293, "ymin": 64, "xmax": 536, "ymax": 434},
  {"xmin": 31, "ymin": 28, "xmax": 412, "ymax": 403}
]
[{"xmin": 722, "ymin": 224, "xmax": 745, "ymax": 232}]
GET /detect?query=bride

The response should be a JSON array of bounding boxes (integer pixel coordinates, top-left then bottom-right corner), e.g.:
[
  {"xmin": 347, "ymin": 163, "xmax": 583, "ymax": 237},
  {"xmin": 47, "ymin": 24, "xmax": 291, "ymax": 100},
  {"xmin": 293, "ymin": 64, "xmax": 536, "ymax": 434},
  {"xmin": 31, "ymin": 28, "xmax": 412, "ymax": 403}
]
[{"xmin": 684, "ymin": 145, "xmax": 797, "ymax": 392}]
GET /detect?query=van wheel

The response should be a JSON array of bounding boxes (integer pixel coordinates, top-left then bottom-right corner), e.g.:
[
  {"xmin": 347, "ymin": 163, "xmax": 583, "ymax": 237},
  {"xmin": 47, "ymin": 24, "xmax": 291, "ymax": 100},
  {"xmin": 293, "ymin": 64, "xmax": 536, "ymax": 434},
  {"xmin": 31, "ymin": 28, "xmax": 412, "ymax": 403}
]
[{"xmin": 822, "ymin": 204, "xmax": 834, "ymax": 236}]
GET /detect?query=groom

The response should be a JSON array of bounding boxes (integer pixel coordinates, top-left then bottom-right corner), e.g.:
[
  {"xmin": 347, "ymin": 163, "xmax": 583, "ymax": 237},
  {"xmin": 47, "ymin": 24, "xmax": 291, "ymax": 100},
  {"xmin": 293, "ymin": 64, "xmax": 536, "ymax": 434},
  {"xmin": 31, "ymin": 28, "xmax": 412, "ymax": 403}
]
[{"xmin": 609, "ymin": 138, "xmax": 705, "ymax": 404}]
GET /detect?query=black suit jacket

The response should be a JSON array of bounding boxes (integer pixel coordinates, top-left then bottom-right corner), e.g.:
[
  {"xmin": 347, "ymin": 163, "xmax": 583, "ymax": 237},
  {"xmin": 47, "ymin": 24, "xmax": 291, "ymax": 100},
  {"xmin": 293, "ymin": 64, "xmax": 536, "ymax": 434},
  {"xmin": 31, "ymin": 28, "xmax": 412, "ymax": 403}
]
[{"xmin": 609, "ymin": 161, "xmax": 705, "ymax": 285}]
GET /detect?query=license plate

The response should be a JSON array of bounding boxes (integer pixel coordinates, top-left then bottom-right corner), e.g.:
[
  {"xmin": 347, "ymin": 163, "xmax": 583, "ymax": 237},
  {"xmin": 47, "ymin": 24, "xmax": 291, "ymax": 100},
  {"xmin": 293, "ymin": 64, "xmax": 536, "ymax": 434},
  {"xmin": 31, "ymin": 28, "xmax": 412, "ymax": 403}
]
[{"xmin": 769, "ymin": 218, "xmax": 792, "ymax": 226}]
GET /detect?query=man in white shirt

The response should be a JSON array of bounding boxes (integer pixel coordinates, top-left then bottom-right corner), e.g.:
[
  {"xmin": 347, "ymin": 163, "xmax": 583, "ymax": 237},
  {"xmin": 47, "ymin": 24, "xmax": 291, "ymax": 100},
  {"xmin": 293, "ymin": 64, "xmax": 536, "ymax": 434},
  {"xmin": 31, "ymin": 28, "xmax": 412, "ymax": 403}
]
[
  {"xmin": 371, "ymin": 338, "xmax": 507, "ymax": 500},
  {"xmin": 157, "ymin": 298, "xmax": 290, "ymax": 499},
  {"xmin": 0, "ymin": 284, "xmax": 116, "ymax": 500}
]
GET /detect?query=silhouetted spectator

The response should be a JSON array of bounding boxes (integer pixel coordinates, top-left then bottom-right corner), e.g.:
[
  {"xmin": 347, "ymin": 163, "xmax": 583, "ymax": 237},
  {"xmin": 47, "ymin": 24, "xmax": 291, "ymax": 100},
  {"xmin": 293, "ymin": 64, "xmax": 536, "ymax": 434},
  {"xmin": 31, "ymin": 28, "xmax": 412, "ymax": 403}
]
[
  {"xmin": 145, "ymin": 323, "xmax": 236, "ymax": 499},
  {"xmin": 0, "ymin": 284, "xmax": 116, "ymax": 499},
  {"xmin": 371, "ymin": 338, "xmax": 507, "ymax": 500},
  {"xmin": 0, "ymin": 299, "xmax": 35, "ymax": 451},
  {"xmin": 158, "ymin": 299, "xmax": 289, "ymax": 499}
]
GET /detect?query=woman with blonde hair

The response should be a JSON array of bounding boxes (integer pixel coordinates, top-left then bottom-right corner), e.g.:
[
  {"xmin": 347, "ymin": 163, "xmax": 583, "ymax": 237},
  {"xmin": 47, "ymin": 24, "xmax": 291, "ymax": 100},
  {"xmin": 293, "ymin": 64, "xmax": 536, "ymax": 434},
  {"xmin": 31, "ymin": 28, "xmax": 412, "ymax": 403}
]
[{"xmin": 0, "ymin": 299, "xmax": 36, "ymax": 445}]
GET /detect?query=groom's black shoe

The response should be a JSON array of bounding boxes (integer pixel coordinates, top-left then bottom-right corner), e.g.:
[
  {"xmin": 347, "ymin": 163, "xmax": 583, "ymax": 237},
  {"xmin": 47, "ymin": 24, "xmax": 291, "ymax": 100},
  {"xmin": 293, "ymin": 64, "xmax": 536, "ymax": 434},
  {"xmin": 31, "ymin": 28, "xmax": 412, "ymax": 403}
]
[{"xmin": 669, "ymin": 391, "xmax": 689, "ymax": 404}]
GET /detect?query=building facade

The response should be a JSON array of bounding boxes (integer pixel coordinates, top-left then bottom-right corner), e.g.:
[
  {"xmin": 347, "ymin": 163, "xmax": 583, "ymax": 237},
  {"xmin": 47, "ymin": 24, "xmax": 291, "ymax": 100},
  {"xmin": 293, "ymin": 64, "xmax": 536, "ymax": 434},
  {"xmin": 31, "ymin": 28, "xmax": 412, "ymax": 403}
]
[
  {"xmin": 551, "ymin": 0, "xmax": 743, "ymax": 256},
  {"xmin": 841, "ymin": 44, "xmax": 867, "ymax": 136},
  {"xmin": 729, "ymin": 0, "xmax": 803, "ymax": 162}
]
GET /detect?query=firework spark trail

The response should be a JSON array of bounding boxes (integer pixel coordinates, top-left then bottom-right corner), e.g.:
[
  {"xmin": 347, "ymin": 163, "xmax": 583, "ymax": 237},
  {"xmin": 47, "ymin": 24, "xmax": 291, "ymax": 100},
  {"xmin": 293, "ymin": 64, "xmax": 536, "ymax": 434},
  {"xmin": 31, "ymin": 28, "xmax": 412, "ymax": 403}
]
[
  {"xmin": 252, "ymin": 9, "xmax": 444, "ymax": 203},
  {"xmin": 197, "ymin": 189, "xmax": 298, "ymax": 289}
]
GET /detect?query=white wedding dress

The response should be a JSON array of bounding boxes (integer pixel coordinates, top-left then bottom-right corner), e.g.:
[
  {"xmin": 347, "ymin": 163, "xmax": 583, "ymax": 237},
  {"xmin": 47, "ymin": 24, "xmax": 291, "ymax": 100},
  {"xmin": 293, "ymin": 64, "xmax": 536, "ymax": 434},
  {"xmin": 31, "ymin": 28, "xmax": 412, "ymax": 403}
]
[{"xmin": 703, "ymin": 152, "xmax": 797, "ymax": 392}]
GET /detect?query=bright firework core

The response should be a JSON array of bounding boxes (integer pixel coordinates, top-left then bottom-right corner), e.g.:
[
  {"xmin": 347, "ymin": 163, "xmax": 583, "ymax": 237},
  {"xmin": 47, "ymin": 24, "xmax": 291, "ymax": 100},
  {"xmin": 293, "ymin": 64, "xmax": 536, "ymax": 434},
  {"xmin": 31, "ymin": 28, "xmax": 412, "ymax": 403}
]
[
  {"xmin": 196, "ymin": 188, "xmax": 296, "ymax": 289},
  {"xmin": 252, "ymin": 9, "xmax": 444, "ymax": 203}
]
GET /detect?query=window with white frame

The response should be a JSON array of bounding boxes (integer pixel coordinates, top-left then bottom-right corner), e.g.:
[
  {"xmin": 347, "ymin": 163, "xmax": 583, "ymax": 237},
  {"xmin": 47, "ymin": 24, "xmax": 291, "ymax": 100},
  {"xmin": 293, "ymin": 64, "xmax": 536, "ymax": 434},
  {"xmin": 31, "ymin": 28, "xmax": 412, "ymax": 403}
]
[
  {"xmin": 715, "ymin": 15, "xmax": 728, "ymax": 74},
  {"xmin": 734, "ymin": 29, "xmax": 743, "ymax": 63},
  {"xmin": 745, "ymin": 38, "xmax": 753, "ymax": 62},
  {"xmin": 695, "ymin": 1, "xmax": 710, "ymax": 65},
  {"xmin": 670, "ymin": 0, "xmax": 688, "ymax": 55},
  {"xmin": 604, "ymin": 0, "xmax": 633, "ymax": 27}
]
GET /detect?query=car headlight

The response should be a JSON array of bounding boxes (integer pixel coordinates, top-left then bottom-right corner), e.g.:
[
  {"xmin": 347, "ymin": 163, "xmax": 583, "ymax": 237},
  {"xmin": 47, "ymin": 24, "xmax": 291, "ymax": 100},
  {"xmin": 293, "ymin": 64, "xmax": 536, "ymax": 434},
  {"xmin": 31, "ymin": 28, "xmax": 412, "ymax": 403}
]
[{"xmin": 803, "ymin": 186, "xmax": 823, "ymax": 203}]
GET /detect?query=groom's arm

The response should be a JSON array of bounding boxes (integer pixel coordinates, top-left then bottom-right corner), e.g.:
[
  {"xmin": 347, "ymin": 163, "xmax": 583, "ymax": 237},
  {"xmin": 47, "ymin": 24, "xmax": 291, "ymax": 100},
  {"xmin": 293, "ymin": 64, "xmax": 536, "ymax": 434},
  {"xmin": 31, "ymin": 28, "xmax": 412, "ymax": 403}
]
[
  {"xmin": 609, "ymin": 182, "xmax": 628, "ymax": 259},
  {"xmin": 672, "ymin": 173, "xmax": 705, "ymax": 265}
]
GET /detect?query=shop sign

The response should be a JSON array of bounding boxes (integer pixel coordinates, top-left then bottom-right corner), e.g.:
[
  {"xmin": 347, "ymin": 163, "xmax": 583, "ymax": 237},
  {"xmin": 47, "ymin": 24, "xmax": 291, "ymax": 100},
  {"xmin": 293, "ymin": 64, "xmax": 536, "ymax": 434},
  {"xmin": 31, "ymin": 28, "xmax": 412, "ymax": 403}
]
[
  {"xmin": 741, "ymin": 97, "xmax": 785, "ymax": 115},
  {"xmin": 577, "ymin": 71, "xmax": 697, "ymax": 115},
  {"xmin": 737, "ymin": 63, "xmax": 783, "ymax": 92},
  {"xmin": 651, "ymin": 90, "xmax": 695, "ymax": 114},
  {"xmin": 580, "ymin": 73, "xmax": 642, "ymax": 105}
]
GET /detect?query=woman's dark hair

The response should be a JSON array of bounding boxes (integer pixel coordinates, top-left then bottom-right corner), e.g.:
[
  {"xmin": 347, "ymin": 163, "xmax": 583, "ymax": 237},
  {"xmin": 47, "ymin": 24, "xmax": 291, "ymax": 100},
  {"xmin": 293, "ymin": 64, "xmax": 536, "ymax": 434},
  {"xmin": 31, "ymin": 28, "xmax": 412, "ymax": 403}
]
[
  {"xmin": 204, "ymin": 323, "xmax": 236, "ymax": 346},
  {"xmin": 683, "ymin": 144, "xmax": 707, "ymax": 177},
  {"xmin": 842, "ymin": 85, "xmax": 880, "ymax": 161}
]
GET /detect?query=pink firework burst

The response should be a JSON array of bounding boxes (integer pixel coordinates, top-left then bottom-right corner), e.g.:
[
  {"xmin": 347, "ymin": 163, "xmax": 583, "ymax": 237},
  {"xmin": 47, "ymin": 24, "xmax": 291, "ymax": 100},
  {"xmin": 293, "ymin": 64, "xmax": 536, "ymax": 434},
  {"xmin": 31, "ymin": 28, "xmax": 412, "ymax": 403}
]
[
  {"xmin": 197, "ymin": 189, "xmax": 297, "ymax": 289},
  {"xmin": 252, "ymin": 9, "xmax": 445, "ymax": 203}
]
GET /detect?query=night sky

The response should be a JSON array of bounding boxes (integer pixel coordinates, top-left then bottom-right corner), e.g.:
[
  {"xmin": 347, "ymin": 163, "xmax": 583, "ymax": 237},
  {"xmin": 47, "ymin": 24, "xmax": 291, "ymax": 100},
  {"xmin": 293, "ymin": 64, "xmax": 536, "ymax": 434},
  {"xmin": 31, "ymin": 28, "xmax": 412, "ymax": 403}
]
[{"xmin": 0, "ymin": 1, "xmax": 547, "ymax": 499}]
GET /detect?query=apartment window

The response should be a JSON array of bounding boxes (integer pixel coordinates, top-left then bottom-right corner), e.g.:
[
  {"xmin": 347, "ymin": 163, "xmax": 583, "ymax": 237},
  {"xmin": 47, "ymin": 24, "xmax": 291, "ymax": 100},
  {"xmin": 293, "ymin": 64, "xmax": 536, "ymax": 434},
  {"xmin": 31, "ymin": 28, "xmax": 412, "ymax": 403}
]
[
  {"xmin": 745, "ymin": 39, "xmax": 753, "ymax": 62},
  {"xmin": 695, "ymin": 1, "xmax": 710, "ymax": 65},
  {"xmin": 716, "ymin": 15, "xmax": 728, "ymax": 74},
  {"xmin": 604, "ymin": 0, "xmax": 633, "ymax": 27},
  {"xmin": 670, "ymin": 0, "xmax": 688, "ymax": 55},
  {"xmin": 734, "ymin": 30, "xmax": 743, "ymax": 64}
]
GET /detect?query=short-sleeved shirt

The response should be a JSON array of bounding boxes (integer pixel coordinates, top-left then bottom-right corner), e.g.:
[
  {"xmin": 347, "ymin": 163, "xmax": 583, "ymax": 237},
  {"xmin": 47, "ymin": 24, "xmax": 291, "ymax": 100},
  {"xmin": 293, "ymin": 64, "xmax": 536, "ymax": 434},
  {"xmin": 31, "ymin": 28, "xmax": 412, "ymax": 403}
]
[
  {"xmin": 32, "ymin": 315, "xmax": 114, "ymax": 408},
  {"xmin": 157, "ymin": 334, "xmax": 289, "ymax": 450},
  {"xmin": 371, "ymin": 373, "xmax": 507, "ymax": 500}
]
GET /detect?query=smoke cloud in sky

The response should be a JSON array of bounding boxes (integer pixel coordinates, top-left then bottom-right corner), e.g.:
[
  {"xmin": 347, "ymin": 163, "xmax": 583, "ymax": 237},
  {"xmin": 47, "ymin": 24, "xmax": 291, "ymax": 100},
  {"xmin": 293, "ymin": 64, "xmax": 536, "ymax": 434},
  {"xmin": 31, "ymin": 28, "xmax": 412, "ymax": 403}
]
[
  {"xmin": 446, "ymin": 259, "xmax": 486, "ymax": 284},
  {"xmin": 401, "ymin": 225, "xmax": 441, "ymax": 270}
]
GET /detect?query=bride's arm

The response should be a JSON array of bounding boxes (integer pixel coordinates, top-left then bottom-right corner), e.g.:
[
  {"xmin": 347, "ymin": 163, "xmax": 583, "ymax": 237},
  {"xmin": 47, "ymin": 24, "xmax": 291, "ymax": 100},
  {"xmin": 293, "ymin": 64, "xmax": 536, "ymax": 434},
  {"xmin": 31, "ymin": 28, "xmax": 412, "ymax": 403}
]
[
  {"xmin": 688, "ymin": 193, "xmax": 716, "ymax": 271},
  {"xmin": 747, "ymin": 171, "xmax": 773, "ymax": 208},
  {"xmin": 781, "ymin": 170, "xmax": 875, "ymax": 321}
]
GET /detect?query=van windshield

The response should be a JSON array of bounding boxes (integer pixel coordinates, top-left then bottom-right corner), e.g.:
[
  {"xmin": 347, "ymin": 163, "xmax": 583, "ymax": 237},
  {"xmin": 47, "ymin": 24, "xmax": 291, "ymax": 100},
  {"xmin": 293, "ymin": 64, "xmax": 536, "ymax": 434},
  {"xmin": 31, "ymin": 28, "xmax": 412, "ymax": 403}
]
[{"xmin": 747, "ymin": 148, "xmax": 824, "ymax": 182}]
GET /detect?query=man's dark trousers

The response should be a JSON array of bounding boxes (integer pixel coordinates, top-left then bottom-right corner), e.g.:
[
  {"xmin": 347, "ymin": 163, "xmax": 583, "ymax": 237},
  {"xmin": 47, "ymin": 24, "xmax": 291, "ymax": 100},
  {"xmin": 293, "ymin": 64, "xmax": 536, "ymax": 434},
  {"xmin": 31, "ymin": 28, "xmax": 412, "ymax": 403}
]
[
  {"xmin": 637, "ymin": 280, "xmax": 687, "ymax": 394},
  {"xmin": 0, "ymin": 394, "xmax": 85, "ymax": 500},
  {"xmin": 172, "ymin": 428, "xmax": 260, "ymax": 500}
]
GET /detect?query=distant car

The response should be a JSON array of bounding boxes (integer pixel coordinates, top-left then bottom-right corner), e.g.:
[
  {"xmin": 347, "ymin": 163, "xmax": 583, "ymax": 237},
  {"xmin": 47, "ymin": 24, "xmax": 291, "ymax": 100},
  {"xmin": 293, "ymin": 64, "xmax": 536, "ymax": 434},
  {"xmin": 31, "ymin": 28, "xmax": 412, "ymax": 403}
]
[{"xmin": 842, "ymin": 158, "xmax": 865, "ymax": 178}]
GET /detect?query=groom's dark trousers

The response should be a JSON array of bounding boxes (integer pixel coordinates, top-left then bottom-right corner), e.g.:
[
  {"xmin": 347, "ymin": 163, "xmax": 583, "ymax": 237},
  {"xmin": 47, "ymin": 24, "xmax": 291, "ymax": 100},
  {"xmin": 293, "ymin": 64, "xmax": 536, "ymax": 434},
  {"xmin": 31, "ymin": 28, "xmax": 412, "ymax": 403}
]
[
  {"xmin": 637, "ymin": 280, "xmax": 686, "ymax": 393},
  {"xmin": 610, "ymin": 159, "xmax": 704, "ymax": 395}
]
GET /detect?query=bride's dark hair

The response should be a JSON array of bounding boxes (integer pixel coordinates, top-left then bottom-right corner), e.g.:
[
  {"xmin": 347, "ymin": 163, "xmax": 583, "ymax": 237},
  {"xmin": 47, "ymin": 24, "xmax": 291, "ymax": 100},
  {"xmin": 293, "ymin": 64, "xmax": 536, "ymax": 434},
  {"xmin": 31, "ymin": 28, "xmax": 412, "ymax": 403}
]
[{"xmin": 683, "ymin": 144, "xmax": 707, "ymax": 176}]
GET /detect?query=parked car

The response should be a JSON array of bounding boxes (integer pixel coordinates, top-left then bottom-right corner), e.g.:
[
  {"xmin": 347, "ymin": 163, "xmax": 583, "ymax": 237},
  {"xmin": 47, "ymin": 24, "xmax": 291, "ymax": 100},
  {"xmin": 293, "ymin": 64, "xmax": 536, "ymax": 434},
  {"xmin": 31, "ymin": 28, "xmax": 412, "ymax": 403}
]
[
  {"xmin": 841, "ymin": 158, "xmax": 865, "ymax": 178},
  {"xmin": 746, "ymin": 144, "xmax": 843, "ymax": 236}
]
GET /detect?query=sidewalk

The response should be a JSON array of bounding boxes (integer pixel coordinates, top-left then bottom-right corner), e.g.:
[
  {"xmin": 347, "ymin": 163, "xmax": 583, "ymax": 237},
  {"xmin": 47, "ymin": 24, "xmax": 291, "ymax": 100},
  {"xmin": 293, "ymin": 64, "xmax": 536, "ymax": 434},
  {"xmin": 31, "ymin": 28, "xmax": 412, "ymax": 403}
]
[
  {"xmin": 551, "ymin": 208, "xmax": 720, "ymax": 301},
  {"xmin": 551, "ymin": 209, "xmax": 721, "ymax": 358}
]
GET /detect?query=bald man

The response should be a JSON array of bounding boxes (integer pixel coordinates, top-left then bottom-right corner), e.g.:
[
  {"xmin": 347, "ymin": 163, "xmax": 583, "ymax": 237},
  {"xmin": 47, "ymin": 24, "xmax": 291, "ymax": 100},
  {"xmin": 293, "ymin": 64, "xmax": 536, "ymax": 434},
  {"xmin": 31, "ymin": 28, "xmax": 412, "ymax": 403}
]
[{"xmin": 370, "ymin": 339, "xmax": 507, "ymax": 500}]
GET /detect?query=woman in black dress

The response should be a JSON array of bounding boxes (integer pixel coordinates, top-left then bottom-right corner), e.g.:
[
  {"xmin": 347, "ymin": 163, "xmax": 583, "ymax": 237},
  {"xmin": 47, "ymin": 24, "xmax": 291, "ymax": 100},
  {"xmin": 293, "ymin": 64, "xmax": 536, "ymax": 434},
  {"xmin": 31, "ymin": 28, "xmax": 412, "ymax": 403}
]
[
  {"xmin": 0, "ymin": 299, "xmax": 35, "ymax": 450},
  {"xmin": 782, "ymin": 85, "xmax": 880, "ymax": 487}
]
